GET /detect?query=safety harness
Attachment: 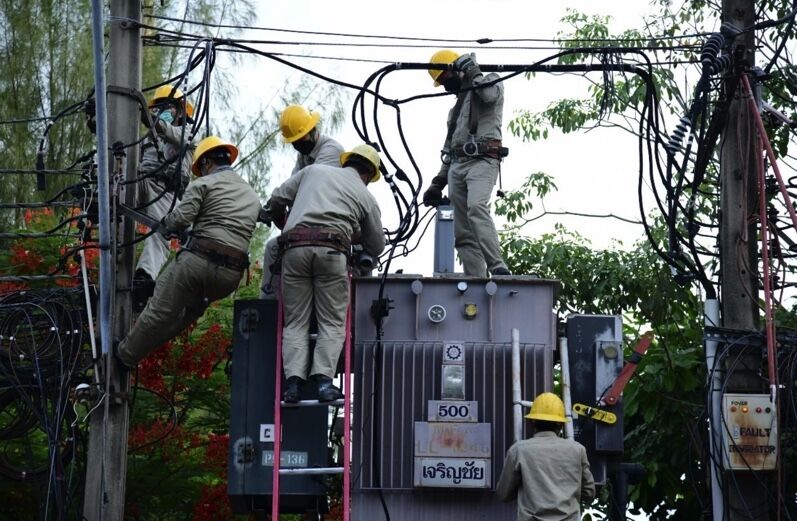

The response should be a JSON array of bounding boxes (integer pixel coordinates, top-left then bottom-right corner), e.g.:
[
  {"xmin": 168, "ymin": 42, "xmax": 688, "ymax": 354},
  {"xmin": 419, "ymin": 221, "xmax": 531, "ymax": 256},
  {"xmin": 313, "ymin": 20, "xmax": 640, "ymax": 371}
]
[
  {"xmin": 185, "ymin": 236, "xmax": 250, "ymax": 271},
  {"xmin": 278, "ymin": 227, "xmax": 351, "ymax": 254}
]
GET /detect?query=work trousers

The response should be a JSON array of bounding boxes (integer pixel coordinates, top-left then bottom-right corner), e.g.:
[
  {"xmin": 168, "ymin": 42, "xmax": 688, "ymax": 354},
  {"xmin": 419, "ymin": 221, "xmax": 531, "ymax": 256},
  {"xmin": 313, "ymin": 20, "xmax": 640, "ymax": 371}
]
[
  {"xmin": 281, "ymin": 246, "xmax": 349, "ymax": 379},
  {"xmin": 136, "ymin": 176, "xmax": 176, "ymax": 279},
  {"xmin": 260, "ymin": 236, "xmax": 281, "ymax": 299},
  {"xmin": 118, "ymin": 250, "xmax": 243, "ymax": 366},
  {"xmin": 448, "ymin": 156, "xmax": 507, "ymax": 276}
]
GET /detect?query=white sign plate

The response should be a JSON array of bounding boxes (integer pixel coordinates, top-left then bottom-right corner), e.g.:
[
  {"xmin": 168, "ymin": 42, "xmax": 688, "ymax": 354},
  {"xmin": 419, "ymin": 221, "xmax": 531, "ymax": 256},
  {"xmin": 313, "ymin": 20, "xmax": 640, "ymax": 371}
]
[
  {"xmin": 443, "ymin": 342, "xmax": 465, "ymax": 363},
  {"xmin": 259, "ymin": 423, "xmax": 275, "ymax": 443},
  {"xmin": 414, "ymin": 457, "xmax": 489, "ymax": 488},
  {"xmin": 428, "ymin": 400, "xmax": 478, "ymax": 422},
  {"xmin": 262, "ymin": 450, "xmax": 308, "ymax": 467}
]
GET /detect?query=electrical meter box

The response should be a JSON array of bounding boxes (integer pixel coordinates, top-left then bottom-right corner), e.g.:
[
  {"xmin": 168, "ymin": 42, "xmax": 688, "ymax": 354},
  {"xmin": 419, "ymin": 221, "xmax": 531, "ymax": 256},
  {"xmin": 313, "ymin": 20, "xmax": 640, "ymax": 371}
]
[
  {"xmin": 722, "ymin": 393, "xmax": 777, "ymax": 470},
  {"xmin": 228, "ymin": 299, "xmax": 329, "ymax": 515}
]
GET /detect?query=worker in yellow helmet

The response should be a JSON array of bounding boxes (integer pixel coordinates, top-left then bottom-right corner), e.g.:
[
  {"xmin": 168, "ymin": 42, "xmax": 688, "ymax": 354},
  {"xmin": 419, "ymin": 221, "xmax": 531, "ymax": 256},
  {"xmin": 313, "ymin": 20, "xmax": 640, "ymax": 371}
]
[
  {"xmin": 261, "ymin": 104, "xmax": 345, "ymax": 299},
  {"xmin": 263, "ymin": 144, "xmax": 385, "ymax": 403},
  {"xmin": 117, "ymin": 136, "xmax": 261, "ymax": 368},
  {"xmin": 496, "ymin": 392, "xmax": 596, "ymax": 520},
  {"xmin": 132, "ymin": 84, "xmax": 196, "ymax": 313},
  {"xmin": 422, "ymin": 50, "xmax": 511, "ymax": 277}
]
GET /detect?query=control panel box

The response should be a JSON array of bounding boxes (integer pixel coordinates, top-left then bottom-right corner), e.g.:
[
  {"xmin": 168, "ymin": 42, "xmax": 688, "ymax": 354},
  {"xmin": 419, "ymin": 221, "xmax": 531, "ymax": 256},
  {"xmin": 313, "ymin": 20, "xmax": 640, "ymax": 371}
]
[{"xmin": 722, "ymin": 393, "xmax": 777, "ymax": 470}]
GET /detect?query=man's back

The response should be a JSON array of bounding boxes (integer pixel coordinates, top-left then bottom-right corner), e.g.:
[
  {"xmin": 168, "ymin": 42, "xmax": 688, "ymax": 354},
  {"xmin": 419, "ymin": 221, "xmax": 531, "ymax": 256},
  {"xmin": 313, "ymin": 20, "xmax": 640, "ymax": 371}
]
[
  {"xmin": 164, "ymin": 166, "xmax": 261, "ymax": 252},
  {"xmin": 272, "ymin": 164, "xmax": 384, "ymax": 256},
  {"xmin": 497, "ymin": 431, "xmax": 595, "ymax": 521}
]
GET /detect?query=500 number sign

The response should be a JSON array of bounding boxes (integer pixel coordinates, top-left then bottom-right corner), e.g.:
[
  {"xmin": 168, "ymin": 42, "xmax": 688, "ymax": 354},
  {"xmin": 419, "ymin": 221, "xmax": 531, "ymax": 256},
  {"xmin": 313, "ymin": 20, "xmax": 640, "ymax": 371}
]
[{"xmin": 428, "ymin": 400, "xmax": 478, "ymax": 422}]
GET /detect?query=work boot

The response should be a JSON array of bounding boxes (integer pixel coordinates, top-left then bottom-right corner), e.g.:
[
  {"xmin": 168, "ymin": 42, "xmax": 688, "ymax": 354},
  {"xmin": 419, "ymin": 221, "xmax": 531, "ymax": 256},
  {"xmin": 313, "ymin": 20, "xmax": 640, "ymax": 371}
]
[
  {"xmin": 491, "ymin": 267, "xmax": 512, "ymax": 276},
  {"xmin": 132, "ymin": 269, "xmax": 155, "ymax": 313},
  {"xmin": 313, "ymin": 374, "xmax": 343, "ymax": 403},
  {"xmin": 283, "ymin": 376, "xmax": 304, "ymax": 404}
]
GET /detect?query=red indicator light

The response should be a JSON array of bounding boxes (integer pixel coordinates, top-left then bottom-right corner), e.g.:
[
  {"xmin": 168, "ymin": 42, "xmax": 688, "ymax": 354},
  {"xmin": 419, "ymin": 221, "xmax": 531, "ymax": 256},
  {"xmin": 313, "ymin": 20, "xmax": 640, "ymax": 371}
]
[
  {"xmin": 756, "ymin": 407, "xmax": 762, "ymax": 413},
  {"xmin": 730, "ymin": 406, "xmax": 737, "ymax": 412}
]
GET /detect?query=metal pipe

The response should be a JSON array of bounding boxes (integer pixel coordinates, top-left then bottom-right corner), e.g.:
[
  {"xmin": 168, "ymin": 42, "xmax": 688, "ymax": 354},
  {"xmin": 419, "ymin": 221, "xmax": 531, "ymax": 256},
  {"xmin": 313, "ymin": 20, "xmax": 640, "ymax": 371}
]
[
  {"xmin": 90, "ymin": 0, "xmax": 111, "ymax": 357},
  {"xmin": 511, "ymin": 328, "xmax": 522, "ymax": 443},
  {"xmin": 279, "ymin": 467, "xmax": 344, "ymax": 476},
  {"xmin": 559, "ymin": 337, "xmax": 575, "ymax": 440},
  {"xmin": 79, "ymin": 251, "xmax": 99, "ymax": 384},
  {"xmin": 704, "ymin": 298, "xmax": 724, "ymax": 521}
]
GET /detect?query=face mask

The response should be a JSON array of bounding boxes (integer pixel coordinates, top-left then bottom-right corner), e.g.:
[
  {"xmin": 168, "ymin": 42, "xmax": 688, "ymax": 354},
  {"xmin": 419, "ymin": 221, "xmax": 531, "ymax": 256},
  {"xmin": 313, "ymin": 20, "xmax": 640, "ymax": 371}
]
[
  {"xmin": 443, "ymin": 76, "xmax": 462, "ymax": 93},
  {"xmin": 158, "ymin": 110, "xmax": 174, "ymax": 124},
  {"xmin": 292, "ymin": 137, "xmax": 315, "ymax": 155}
]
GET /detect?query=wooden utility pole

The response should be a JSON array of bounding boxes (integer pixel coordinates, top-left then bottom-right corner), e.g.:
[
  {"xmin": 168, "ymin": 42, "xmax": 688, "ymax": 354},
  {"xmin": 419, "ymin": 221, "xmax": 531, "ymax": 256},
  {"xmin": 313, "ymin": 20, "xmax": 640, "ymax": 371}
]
[
  {"xmin": 719, "ymin": 0, "xmax": 770, "ymax": 519},
  {"xmin": 83, "ymin": 1, "xmax": 141, "ymax": 520}
]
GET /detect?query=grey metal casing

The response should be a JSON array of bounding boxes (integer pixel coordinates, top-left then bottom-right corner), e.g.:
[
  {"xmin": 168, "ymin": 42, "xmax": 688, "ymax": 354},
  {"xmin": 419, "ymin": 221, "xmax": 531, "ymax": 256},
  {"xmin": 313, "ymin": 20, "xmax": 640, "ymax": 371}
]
[
  {"xmin": 228, "ymin": 300, "xmax": 328, "ymax": 515},
  {"xmin": 352, "ymin": 275, "xmax": 557, "ymax": 520},
  {"xmin": 565, "ymin": 314, "xmax": 624, "ymax": 485},
  {"xmin": 433, "ymin": 205, "xmax": 455, "ymax": 274}
]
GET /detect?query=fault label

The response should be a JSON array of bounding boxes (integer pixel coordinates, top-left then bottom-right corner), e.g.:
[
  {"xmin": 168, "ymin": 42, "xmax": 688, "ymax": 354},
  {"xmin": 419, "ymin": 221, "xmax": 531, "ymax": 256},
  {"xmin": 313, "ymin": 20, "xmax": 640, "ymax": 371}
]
[
  {"xmin": 722, "ymin": 394, "xmax": 777, "ymax": 470},
  {"xmin": 428, "ymin": 400, "xmax": 478, "ymax": 422}
]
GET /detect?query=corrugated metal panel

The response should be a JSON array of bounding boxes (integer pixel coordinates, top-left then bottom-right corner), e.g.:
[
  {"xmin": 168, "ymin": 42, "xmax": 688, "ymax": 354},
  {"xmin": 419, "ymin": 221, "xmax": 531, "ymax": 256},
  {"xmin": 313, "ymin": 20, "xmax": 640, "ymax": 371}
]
[{"xmin": 354, "ymin": 340, "xmax": 551, "ymax": 491}]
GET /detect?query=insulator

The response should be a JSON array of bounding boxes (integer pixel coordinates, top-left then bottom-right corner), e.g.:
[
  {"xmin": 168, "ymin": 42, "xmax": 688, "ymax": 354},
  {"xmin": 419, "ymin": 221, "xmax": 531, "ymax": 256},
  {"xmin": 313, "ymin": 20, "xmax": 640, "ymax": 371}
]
[
  {"xmin": 700, "ymin": 33, "xmax": 725, "ymax": 69},
  {"xmin": 666, "ymin": 116, "xmax": 691, "ymax": 154},
  {"xmin": 709, "ymin": 55, "xmax": 733, "ymax": 75}
]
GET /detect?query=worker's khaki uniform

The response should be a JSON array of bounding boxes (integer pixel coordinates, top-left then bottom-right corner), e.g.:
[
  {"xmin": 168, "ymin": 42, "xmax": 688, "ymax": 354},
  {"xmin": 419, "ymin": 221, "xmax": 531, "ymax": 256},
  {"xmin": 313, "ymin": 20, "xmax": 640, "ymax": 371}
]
[
  {"xmin": 269, "ymin": 164, "xmax": 384, "ymax": 379},
  {"xmin": 261, "ymin": 134, "xmax": 344, "ymax": 298},
  {"xmin": 119, "ymin": 166, "xmax": 260, "ymax": 366},
  {"xmin": 435, "ymin": 72, "xmax": 508, "ymax": 277},
  {"xmin": 136, "ymin": 122, "xmax": 193, "ymax": 279},
  {"xmin": 496, "ymin": 431, "xmax": 596, "ymax": 521}
]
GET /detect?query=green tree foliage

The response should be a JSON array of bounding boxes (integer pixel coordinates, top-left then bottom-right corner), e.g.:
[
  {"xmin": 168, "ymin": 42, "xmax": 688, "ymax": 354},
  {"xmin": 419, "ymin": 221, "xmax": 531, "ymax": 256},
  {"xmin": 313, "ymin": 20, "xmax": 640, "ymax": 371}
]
[
  {"xmin": 0, "ymin": 1, "xmax": 347, "ymax": 519},
  {"xmin": 501, "ymin": 2, "xmax": 797, "ymax": 518},
  {"xmin": 0, "ymin": 0, "xmax": 95, "ymax": 230}
]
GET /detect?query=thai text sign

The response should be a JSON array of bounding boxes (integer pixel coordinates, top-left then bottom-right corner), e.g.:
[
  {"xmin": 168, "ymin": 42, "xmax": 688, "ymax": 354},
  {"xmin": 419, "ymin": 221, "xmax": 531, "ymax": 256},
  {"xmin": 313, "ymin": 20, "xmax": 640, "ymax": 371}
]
[{"xmin": 414, "ymin": 457, "xmax": 489, "ymax": 488}]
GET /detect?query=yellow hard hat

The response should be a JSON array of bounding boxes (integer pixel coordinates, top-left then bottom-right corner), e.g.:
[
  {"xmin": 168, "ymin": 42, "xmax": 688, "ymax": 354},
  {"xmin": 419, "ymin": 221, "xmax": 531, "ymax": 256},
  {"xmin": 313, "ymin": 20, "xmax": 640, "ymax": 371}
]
[
  {"xmin": 429, "ymin": 49, "xmax": 460, "ymax": 87},
  {"xmin": 149, "ymin": 85, "xmax": 187, "ymax": 108},
  {"xmin": 525, "ymin": 392, "xmax": 568, "ymax": 423},
  {"xmin": 191, "ymin": 136, "xmax": 239, "ymax": 176},
  {"xmin": 340, "ymin": 144, "xmax": 381, "ymax": 183},
  {"xmin": 185, "ymin": 101, "xmax": 195, "ymax": 119},
  {"xmin": 280, "ymin": 104, "xmax": 321, "ymax": 143}
]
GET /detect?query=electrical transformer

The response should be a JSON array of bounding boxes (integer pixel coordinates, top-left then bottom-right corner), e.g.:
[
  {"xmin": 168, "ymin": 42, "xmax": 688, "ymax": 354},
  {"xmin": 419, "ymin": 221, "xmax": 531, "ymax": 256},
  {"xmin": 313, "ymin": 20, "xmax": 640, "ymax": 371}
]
[{"xmin": 352, "ymin": 275, "xmax": 557, "ymax": 521}]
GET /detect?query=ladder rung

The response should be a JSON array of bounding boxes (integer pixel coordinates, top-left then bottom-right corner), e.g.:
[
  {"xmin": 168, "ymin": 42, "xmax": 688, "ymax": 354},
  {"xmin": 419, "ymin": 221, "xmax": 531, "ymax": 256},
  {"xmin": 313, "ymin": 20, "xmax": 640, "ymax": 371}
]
[
  {"xmin": 280, "ymin": 399, "xmax": 345, "ymax": 407},
  {"xmin": 279, "ymin": 467, "xmax": 343, "ymax": 475}
]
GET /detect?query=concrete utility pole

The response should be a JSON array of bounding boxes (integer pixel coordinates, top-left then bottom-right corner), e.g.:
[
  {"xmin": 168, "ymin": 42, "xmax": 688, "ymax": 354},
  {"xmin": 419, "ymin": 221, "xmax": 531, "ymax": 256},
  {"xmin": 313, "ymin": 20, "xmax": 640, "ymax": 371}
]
[
  {"xmin": 719, "ymin": 1, "xmax": 770, "ymax": 519},
  {"xmin": 83, "ymin": 1, "xmax": 141, "ymax": 520}
]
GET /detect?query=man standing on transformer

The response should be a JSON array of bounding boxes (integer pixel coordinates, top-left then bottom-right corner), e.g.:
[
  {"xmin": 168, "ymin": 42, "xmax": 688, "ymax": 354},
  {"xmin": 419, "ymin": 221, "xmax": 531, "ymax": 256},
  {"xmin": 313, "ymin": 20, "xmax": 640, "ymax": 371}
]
[
  {"xmin": 261, "ymin": 104, "xmax": 344, "ymax": 298},
  {"xmin": 117, "ymin": 136, "xmax": 261, "ymax": 368},
  {"xmin": 133, "ymin": 85, "xmax": 195, "ymax": 312},
  {"xmin": 264, "ymin": 144, "xmax": 385, "ymax": 403},
  {"xmin": 422, "ymin": 50, "xmax": 511, "ymax": 277}
]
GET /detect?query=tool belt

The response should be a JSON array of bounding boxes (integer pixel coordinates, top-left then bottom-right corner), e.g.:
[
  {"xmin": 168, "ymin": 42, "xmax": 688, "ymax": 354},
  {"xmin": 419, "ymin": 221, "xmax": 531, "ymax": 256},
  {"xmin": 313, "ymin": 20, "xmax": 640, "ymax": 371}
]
[
  {"xmin": 185, "ymin": 236, "xmax": 249, "ymax": 271},
  {"xmin": 452, "ymin": 139, "xmax": 509, "ymax": 161},
  {"xmin": 278, "ymin": 227, "xmax": 350, "ymax": 254}
]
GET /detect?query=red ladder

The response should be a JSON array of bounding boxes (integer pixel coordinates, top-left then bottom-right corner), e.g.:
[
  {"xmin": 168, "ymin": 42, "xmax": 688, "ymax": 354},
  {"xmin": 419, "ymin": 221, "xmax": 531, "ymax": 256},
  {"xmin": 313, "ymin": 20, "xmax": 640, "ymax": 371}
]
[{"xmin": 271, "ymin": 278, "xmax": 352, "ymax": 521}]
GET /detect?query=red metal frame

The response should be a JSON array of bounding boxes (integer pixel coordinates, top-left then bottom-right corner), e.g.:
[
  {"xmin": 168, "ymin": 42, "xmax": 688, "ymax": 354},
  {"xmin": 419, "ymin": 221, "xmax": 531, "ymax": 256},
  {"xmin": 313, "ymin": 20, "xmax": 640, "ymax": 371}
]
[{"xmin": 602, "ymin": 333, "xmax": 652, "ymax": 406}]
